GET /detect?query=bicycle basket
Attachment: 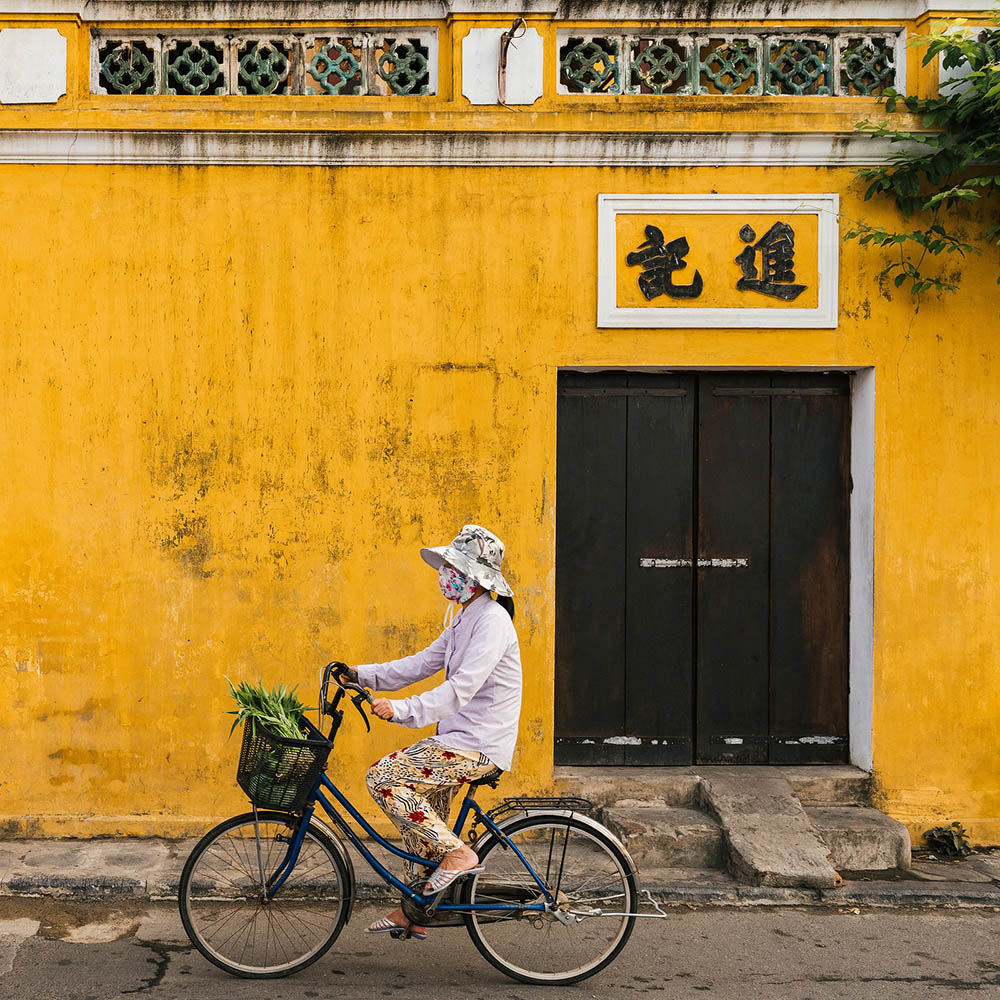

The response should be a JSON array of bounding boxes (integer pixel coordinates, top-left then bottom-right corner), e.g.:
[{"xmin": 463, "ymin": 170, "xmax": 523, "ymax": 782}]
[{"xmin": 236, "ymin": 714, "xmax": 332, "ymax": 812}]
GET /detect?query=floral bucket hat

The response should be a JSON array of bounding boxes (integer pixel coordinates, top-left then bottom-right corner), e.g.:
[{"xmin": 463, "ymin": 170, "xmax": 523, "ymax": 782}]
[{"xmin": 420, "ymin": 524, "xmax": 514, "ymax": 597}]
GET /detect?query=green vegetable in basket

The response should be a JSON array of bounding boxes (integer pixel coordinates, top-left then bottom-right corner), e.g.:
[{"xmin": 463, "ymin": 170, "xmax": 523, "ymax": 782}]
[
  {"xmin": 228, "ymin": 678, "xmax": 326, "ymax": 810},
  {"xmin": 225, "ymin": 677, "xmax": 311, "ymax": 740}
]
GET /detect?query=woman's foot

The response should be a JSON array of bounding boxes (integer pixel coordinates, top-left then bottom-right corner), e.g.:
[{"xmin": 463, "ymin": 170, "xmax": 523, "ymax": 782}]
[
  {"xmin": 438, "ymin": 845, "xmax": 480, "ymax": 872},
  {"xmin": 424, "ymin": 846, "xmax": 484, "ymax": 894},
  {"xmin": 367, "ymin": 907, "xmax": 426, "ymax": 939}
]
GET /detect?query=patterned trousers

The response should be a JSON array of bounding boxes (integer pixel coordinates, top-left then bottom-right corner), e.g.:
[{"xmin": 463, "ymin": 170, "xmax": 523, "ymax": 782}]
[{"xmin": 366, "ymin": 736, "xmax": 498, "ymax": 882}]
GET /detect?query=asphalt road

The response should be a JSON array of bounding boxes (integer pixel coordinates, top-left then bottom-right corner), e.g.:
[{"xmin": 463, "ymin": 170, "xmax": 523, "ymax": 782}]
[{"xmin": 2, "ymin": 899, "xmax": 1000, "ymax": 999}]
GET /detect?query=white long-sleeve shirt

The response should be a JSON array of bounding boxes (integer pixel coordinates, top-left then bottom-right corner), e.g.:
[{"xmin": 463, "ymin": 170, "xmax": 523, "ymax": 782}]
[{"xmin": 355, "ymin": 594, "xmax": 522, "ymax": 771}]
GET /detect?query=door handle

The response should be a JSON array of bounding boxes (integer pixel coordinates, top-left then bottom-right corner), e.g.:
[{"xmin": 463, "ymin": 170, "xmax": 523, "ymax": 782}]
[{"xmin": 638, "ymin": 558, "xmax": 749, "ymax": 568}]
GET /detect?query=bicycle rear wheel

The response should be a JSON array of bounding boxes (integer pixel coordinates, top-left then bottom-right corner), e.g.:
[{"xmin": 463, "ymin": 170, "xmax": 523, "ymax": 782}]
[
  {"xmin": 179, "ymin": 811, "xmax": 349, "ymax": 979},
  {"xmin": 462, "ymin": 813, "xmax": 638, "ymax": 985}
]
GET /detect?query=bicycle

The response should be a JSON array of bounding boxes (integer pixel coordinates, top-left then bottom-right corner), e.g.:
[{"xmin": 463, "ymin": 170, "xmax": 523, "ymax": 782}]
[{"xmin": 178, "ymin": 661, "xmax": 643, "ymax": 985}]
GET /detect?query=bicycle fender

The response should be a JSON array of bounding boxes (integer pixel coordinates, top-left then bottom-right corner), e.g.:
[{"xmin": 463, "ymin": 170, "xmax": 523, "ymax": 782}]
[
  {"xmin": 474, "ymin": 809, "xmax": 635, "ymax": 870},
  {"xmin": 306, "ymin": 816, "xmax": 358, "ymax": 924}
]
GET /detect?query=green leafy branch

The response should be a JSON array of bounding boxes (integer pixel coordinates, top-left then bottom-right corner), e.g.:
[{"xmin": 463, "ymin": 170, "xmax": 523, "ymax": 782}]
[
  {"xmin": 226, "ymin": 676, "xmax": 311, "ymax": 740},
  {"xmin": 848, "ymin": 9, "xmax": 1000, "ymax": 297},
  {"xmin": 842, "ymin": 220, "xmax": 977, "ymax": 294}
]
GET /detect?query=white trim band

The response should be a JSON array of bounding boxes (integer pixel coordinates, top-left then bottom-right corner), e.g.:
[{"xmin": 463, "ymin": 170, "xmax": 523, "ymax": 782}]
[{"xmin": 0, "ymin": 129, "xmax": 910, "ymax": 165}]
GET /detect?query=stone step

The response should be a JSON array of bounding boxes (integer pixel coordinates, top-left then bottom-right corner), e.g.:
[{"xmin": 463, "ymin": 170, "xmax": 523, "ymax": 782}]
[
  {"xmin": 553, "ymin": 766, "xmax": 701, "ymax": 808},
  {"xmin": 700, "ymin": 771, "xmax": 841, "ymax": 889},
  {"xmin": 553, "ymin": 765, "xmax": 872, "ymax": 810},
  {"xmin": 806, "ymin": 806, "xmax": 911, "ymax": 872},
  {"xmin": 604, "ymin": 806, "xmax": 724, "ymax": 868},
  {"xmin": 782, "ymin": 766, "xmax": 872, "ymax": 807}
]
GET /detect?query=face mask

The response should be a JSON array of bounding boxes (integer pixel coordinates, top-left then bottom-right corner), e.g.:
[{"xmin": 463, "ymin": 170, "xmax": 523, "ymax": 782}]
[{"xmin": 438, "ymin": 564, "xmax": 477, "ymax": 604}]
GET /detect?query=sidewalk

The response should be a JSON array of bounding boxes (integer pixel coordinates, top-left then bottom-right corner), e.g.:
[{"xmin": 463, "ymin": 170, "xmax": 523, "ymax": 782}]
[{"xmin": 3, "ymin": 838, "xmax": 1000, "ymax": 909}]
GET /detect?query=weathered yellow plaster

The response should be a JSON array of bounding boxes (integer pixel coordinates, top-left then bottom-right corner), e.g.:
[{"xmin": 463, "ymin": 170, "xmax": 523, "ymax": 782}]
[
  {"xmin": 0, "ymin": 161, "xmax": 998, "ymax": 844},
  {"xmin": 1, "ymin": 8, "xmax": 999, "ymax": 846}
]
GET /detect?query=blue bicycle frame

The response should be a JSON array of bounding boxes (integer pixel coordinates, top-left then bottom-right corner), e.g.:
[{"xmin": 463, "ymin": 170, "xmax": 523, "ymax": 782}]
[{"xmin": 262, "ymin": 758, "xmax": 553, "ymax": 915}]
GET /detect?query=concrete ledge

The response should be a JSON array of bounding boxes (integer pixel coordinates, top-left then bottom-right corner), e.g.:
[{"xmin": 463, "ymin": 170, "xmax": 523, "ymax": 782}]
[
  {"xmin": 3, "ymin": 841, "xmax": 1000, "ymax": 909},
  {"xmin": 3, "ymin": 874, "xmax": 145, "ymax": 900},
  {"xmin": 807, "ymin": 806, "xmax": 911, "ymax": 871},
  {"xmin": 605, "ymin": 806, "xmax": 723, "ymax": 868},
  {"xmin": 822, "ymin": 881, "xmax": 1000, "ymax": 909}
]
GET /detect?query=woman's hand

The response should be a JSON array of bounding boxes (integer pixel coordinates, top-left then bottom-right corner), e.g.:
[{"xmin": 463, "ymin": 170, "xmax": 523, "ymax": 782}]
[
  {"xmin": 334, "ymin": 664, "xmax": 359, "ymax": 686},
  {"xmin": 371, "ymin": 698, "xmax": 395, "ymax": 721}
]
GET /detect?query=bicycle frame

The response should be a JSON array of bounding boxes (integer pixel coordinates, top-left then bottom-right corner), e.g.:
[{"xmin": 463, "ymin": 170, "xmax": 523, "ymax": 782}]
[{"xmin": 263, "ymin": 768, "xmax": 553, "ymax": 915}]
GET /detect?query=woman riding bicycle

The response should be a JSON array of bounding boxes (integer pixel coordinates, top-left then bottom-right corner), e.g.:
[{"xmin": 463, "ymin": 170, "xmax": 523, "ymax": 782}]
[{"xmin": 338, "ymin": 524, "xmax": 521, "ymax": 940}]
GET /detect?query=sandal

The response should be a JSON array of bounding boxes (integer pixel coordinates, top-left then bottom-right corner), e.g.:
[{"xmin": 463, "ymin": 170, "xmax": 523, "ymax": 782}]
[
  {"xmin": 366, "ymin": 916, "xmax": 427, "ymax": 941},
  {"xmin": 423, "ymin": 863, "xmax": 485, "ymax": 896}
]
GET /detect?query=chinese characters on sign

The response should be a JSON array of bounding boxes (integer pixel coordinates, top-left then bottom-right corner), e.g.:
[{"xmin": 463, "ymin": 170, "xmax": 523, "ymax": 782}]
[
  {"xmin": 734, "ymin": 222, "xmax": 806, "ymax": 301},
  {"xmin": 625, "ymin": 225, "xmax": 704, "ymax": 300},
  {"xmin": 627, "ymin": 219, "xmax": 807, "ymax": 302}
]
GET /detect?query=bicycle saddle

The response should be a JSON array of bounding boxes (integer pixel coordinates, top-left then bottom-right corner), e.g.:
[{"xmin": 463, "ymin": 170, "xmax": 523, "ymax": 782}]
[{"xmin": 467, "ymin": 768, "xmax": 503, "ymax": 789}]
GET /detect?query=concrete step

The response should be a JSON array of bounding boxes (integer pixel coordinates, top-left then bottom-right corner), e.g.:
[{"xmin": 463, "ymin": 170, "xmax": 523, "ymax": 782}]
[
  {"xmin": 553, "ymin": 766, "xmax": 701, "ymax": 808},
  {"xmin": 700, "ymin": 771, "xmax": 841, "ymax": 889},
  {"xmin": 604, "ymin": 806, "xmax": 724, "ymax": 868},
  {"xmin": 806, "ymin": 806, "xmax": 911, "ymax": 872},
  {"xmin": 782, "ymin": 766, "xmax": 872, "ymax": 807},
  {"xmin": 553, "ymin": 765, "xmax": 872, "ymax": 809}
]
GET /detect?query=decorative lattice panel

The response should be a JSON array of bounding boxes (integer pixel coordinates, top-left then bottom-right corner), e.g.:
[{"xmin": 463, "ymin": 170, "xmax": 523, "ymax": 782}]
[
  {"xmin": 236, "ymin": 39, "xmax": 292, "ymax": 95},
  {"xmin": 559, "ymin": 36, "xmax": 620, "ymax": 94},
  {"xmin": 557, "ymin": 28, "xmax": 902, "ymax": 96},
  {"xmin": 96, "ymin": 38, "xmax": 159, "ymax": 95},
  {"xmin": 164, "ymin": 39, "xmax": 228, "ymax": 96},
  {"xmin": 374, "ymin": 37, "xmax": 432, "ymax": 95},
  {"xmin": 630, "ymin": 37, "xmax": 693, "ymax": 95},
  {"xmin": 837, "ymin": 35, "xmax": 897, "ymax": 96},
  {"xmin": 697, "ymin": 37, "xmax": 762, "ymax": 95},
  {"xmin": 305, "ymin": 37, "xmax": 365, "ymax": 95},
  {"xmin": 765, "ymin": 36, "xmax": 832, "ymax": 95},
  {"xmin": 91, "ymin": 30, "xmax": 437, "ymax": 96}
]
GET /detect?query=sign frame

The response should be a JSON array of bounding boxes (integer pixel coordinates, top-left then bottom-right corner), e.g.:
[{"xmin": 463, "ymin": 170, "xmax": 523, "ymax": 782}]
[{"xmin": 597, "ymin": 193, "xmax": 840, "ymax": 329}]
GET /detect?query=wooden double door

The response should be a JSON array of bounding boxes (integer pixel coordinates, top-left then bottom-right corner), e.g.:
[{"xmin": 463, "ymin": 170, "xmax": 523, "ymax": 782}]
[{"xmin": 555, "ymin": 371, "xmax": 851, "ymax": 765}]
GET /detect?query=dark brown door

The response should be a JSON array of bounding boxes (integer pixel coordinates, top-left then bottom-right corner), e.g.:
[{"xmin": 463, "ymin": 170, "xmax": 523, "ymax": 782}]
[{"xmin": 555, "ymin": 371, "xmax": 850, "ymax": 765}]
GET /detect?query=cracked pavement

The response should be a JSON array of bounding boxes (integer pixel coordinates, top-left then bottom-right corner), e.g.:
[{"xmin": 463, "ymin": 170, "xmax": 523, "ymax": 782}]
[{"xmin": 2, "ymin": 899, "xmax": 1000, "ymax": 998}]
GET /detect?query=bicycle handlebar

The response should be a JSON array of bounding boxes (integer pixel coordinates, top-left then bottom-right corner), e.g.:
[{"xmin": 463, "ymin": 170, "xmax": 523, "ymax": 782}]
[{"xmin": 320, "ymin": 660, "xmax": 375, "ymax": 734}]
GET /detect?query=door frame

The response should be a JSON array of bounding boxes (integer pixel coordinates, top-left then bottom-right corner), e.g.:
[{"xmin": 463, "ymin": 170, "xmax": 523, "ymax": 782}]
[{"xmin": 554, "ymin": 365, "xmax": 875, "ymax": 770}]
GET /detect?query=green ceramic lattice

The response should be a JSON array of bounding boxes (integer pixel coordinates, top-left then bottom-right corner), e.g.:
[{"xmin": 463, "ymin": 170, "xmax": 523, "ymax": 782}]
[
  {"xmin": 560, "ymin": 37, "xmax": 620, "ymax": 93},
  {"xmin": 238, "ymin": 41, "xmax": 291, "ymax": 95},
  {"xmin": 629, "ymin": 38, "xmax": 692, "ymax": 94},
  {"xmin": 697, "ymin": 39, "xmax": 760, "ymax": 95},
  {"xmin": 766, "ymin": 38, "xmax": 832, "ymax": 95},
  {"xmin": 99, "ymin": 40, "xmax": 156, "ymax": 94},
  {"xmin": 165, "ymin": 41, "xmax": 226, "ymax": 95},
  {"xmin": 376, "ymin": 39, "xmax": 430, "ymax": 95},
  {"xmin": 839, "ymin": 37, "xmax": 895, "ymax": 95}
]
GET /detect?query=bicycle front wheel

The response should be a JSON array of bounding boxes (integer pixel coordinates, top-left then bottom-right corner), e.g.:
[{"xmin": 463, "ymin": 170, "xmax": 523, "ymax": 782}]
[
  {"xmin": 179, "ymin": 811, "xmax": 350, "ymax": 979},
  {"xmin": 462, "ymin": 813, "xmax": 638, "ymax": 985}
]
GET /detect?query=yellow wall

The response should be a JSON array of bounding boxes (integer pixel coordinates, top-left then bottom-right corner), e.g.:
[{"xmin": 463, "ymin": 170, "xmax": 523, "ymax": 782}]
[{"xmin": 2, "ymin": 11, "xmax": 1000, "ymax": 845}]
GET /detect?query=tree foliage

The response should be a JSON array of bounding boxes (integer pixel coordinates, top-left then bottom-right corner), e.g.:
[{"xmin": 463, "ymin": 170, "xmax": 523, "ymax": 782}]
[{"xmin": 845, "ymin": 12, "xmax": 1000, "ymax": 296}]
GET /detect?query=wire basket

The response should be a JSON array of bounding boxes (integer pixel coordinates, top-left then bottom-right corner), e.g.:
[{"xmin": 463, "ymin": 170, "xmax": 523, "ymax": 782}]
[{"xmin": 236, "ymin": 714, "xmax": 333, "ymax": 812}]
